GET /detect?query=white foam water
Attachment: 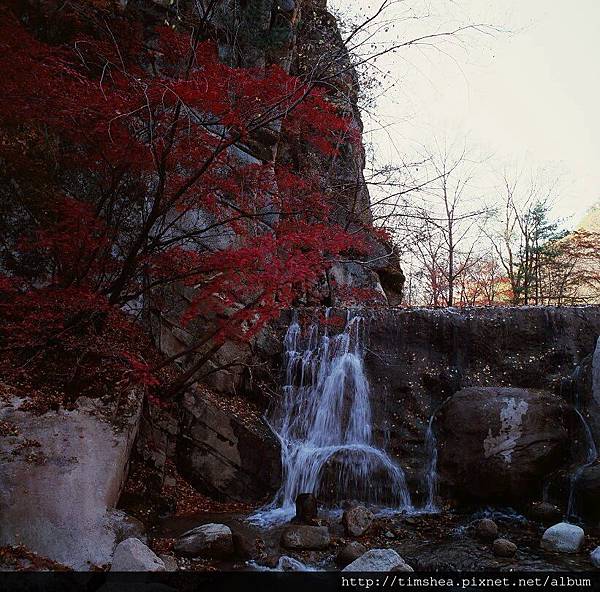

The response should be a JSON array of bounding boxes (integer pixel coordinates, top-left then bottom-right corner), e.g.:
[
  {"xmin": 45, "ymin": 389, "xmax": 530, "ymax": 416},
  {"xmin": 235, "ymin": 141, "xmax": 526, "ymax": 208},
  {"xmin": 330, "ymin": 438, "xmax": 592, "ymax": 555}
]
[{"xmin": 251, "ymin": 310, "xmax": 412, "ymax": 525}]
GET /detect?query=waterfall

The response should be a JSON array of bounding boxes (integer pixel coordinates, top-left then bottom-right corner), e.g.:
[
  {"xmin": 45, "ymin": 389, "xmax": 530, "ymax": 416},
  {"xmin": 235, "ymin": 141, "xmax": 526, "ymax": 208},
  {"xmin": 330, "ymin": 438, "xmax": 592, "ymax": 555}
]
[
  {"xmin": 423, "ymin": 414, "xmax": 439, "ymax": 512},
  {"xmin": 566, "ymin": 407, "xmax": 597, "ymax": 520},
  {"xmin": 252, "ymin": 310, "xmax": 412, "ymax": 524}
]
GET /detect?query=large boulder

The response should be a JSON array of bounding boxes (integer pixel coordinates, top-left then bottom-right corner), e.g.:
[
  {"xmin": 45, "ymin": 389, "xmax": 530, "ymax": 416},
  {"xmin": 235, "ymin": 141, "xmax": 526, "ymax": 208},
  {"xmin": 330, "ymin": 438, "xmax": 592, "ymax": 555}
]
[
  {"xmin": 540, "ymin": 523, "xmax": 585, "ymax": 554},
  {"xmin": 280, "ymin": 525, "xmax": 330, "ymax": 550},
  {"xmin": 573, "ymin": 464, "xmax": 600, "ymax": 524},
  {"xmin": 175, "ymin": 390, "xmax": 281, "ymax": 502},
  {"xmin": 110, "ymin": 538, "xmax": 166, "ymax": 572},
  {"xmin": 342, "ymin": 505, "xmax": 374, "ymax": 537},
  {"xmin": 437, "ymin": 387, "xmax": 571, "ymax": 504},
  {"xmin": 342, "ymin": 549, "xmax": 413, "ymax": 572},
  {"xmin": 0, "ymin": 393, "xmax": 143, "ymax": 570},
  {"xmin": 173, "ymin": 523, "xmax": 234, "ymax": 558}
]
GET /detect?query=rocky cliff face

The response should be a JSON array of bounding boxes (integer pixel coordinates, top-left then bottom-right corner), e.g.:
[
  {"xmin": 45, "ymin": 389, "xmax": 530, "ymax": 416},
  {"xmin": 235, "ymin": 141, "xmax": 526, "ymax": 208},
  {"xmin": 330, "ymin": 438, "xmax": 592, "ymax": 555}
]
[{"xmin": 362, "ymin": 306, "xmax": 600, "ymax": 507}]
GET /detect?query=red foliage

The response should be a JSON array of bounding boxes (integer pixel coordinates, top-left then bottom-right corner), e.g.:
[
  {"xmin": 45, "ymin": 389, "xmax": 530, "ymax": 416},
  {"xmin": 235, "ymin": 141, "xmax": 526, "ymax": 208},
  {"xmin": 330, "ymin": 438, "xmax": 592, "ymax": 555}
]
[{"xmin": 0, "ymin": 1, "xmax": 372, "ymax": 402}]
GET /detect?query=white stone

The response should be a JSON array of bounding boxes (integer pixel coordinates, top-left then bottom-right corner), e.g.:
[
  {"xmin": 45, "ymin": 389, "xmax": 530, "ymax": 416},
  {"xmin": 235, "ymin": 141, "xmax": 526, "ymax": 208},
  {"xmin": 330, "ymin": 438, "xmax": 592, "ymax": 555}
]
[
  {"xmin": 591, "ymin": 546, "xmax": 600, "ymax": 568},
  {"xmin": 540, "ymin": 522, "xmax": 585, "ymax": 553},
  {"xmin": 342, "ymin": 549, "xmax": 413, "ymax": 572},
  {"xmin": 110, "ymin": 538, "xmax": 166, "ymax": 572}
]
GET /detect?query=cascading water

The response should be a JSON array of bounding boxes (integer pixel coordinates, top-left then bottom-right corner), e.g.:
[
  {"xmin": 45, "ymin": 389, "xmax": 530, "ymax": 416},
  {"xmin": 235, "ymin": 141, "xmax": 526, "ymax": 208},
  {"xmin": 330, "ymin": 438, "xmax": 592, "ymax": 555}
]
[
  {"xmin": 252, "ymin": 310, "xmax": 412, "ymax": 524},
  {"xmin": 566, "ymin": 408, "xmax": 597, "ymax": 520},
  {"xmin": 423, "ymin": 414, "xmax": 439, "ymax": 512}
]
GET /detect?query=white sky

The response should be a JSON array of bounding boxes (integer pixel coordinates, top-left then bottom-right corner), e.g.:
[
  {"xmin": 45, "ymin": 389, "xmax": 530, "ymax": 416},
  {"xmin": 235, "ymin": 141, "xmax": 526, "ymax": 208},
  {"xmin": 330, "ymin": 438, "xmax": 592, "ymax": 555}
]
[{"xmin": 330, "ymin": 0, "xmax": 600, "ymax": 228}]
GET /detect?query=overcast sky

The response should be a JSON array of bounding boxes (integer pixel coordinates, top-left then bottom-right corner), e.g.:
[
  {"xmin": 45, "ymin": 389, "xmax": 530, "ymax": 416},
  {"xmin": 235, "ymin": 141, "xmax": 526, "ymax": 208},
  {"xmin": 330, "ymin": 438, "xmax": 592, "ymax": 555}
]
[{"xmin": 331, "ymin": 0, "xmax": 600, "ymax": 228}]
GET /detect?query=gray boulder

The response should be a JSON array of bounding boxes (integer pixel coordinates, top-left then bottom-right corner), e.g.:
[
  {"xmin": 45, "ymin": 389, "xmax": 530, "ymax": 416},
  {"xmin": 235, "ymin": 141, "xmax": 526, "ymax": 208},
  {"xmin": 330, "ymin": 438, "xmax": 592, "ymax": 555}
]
[
  {"xmin": 437, "ymin": 387, "xmax": 570, "ymax": 504},
  {"xmin": 110, "ymin": 538, "xmax": 166, "ymax": 572},
  {"xmin": 336, "ymin": 542, "xmax": 367, "ymax": 568},
  {"xmin": 280, "ymin": 525, "xmax": 330, "ymax": 550},
  {"xmin": 342, "ymin": 549, "xmax": 413, "ymax": 572},
  {"xmin": 342, "ymin": 505, "xmax": 373, "ymax": 537},
  {"xmin": 590, "ymin": 546, "xmax": 600, "ymax": 568},
  {"xmin": 541, "ymin": 522, "xmax": 584, "ymax": 553},
  {"xmin": 174, "ymin": 523, "xmax": 234, "ymax": 558},
  {"xmin": 0, "ymin": 393, "xmax": 143, "ymax": 570},
  {"xmin": 159, "ymin": 555, "xmax": 178, "ymax": 571}
]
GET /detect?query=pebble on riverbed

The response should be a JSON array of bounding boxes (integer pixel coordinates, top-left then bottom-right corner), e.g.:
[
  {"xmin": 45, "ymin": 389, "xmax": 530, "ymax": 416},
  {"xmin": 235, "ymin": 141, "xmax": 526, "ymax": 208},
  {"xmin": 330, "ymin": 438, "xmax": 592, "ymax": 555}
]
[
  {"xmin": 473, "ymin": 518, "xmax": 499, "ymax": 541},
  {"xmin": 492, "ymin": 538, "xmax": 517, "ymax": 558}
]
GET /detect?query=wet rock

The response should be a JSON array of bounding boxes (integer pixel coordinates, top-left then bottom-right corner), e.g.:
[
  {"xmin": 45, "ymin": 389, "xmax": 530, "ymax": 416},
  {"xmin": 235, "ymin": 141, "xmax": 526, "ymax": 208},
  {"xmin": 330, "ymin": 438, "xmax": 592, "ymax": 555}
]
[
  {"xmin": 540, "ymin": 523, "xmax": 584, "ymax": 554},
  {"xmin": 173, "ymin": 523, "xmax": 234, "ymax": 558},
  {"xmin": 437, "ymin": 387, "xmax": 570, "ymax": 505},
  {"xmin": 335, "ymin": 542, "xmax": 367, "ymax": 568},
  {"xmin": 342, "ymin": 549, "xmax": 413, "ymax": 572},
  {"xmin": 263, "ymin": 554, "xmax": 281, "ymax": 569},
  {"xmin": 590, "ymin": 546, "xmax": 600, "ymax": 568},
  {"xmin": 526, "ymin": 502, "xmax": 563, "ymax": 524},
  {"xmin": 293, "ymin": 493, "xmax": 318, "ymax": 524},
  {"xmin": 574, "ymin": 464, "xmax": 600, "ymax": 524},
  {"xmin": 342, "ymin": 505, "xmax": 373, "ymax": 537},
  {"xmin": 232, "ymin": 531, "xmax": 258, "ymax": 560},
  {"xmin": 493, "ymin": 538, "xmax": 517, "ymax": 558},
  {"xmin": 110, "ymin": 538, "xmax": 166, "ymax": 572},
  {"xmin": 473, "ymin": 519, "xmax": 498, "ymax": 541},
  {"xmin": 280, "ymin": 525, "xmax": 330, "ymax": 550},
  {"xmin": 277, "ymin": 556, "xmax": 310, "ymax": 571}
]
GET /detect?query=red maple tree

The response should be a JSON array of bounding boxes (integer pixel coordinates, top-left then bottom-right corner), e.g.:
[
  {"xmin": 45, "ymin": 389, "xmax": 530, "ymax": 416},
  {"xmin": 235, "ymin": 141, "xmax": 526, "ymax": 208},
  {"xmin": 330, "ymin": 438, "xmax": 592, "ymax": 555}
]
[{"xmin": 0, "ymin": 0, "xmax": 370, "ymax": 403}]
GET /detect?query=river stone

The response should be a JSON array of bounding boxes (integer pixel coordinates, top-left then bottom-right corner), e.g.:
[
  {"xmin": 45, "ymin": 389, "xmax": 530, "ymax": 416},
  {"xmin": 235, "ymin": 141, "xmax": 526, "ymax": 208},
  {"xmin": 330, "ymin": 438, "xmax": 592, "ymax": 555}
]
[
  {"xmin": 574, "ymin": 464, "xmax": 600, "ymax": 523},
  {"xmin": 336, "ymin": 542, "xmax": 367, "ymax": 568},
  {"xmin": 527, "ymin": 502, "xmax": 563, "ymax": 524},
  {"xmin": 342, "ymin": 549, "xmax": 413, "ymax": 572},
  {"xmin": 591, "ymin": 546, "xmax": 600, "ymax": 568},
  {"xmin": 159, "ymin": 555, "xmax": 178, "ymax": 571},
  {"xmin": 342, "ymin": 505, "xmax": 374, "ymax": 537},
  {"xmin": 173, "ymin": 523, "xmax": 234, "ymax": 558},
  {"xmin": 541, "ymin": 523, "xmax": 584, "ymax": 553},
  {"xmin": 473, "ymin": 519, "xmax": 498, "ymax": 541},
  {"xmin": 293, "ymin": 493, "xmax": 318, "ymax": 524},
  {"xmin": 493, "ymin": 538, "xmax": 517, "ymax": 558},
  {"xmin": 437, "ymin": 387, "xmax": 570, "ymax": 504},
  {"xmin": 110, "ymin": 538, "xmax": 166, "ymax": 572},
  {"xmin": 280, "ymin": 525, "xmax": 330, "ymax": 550}
]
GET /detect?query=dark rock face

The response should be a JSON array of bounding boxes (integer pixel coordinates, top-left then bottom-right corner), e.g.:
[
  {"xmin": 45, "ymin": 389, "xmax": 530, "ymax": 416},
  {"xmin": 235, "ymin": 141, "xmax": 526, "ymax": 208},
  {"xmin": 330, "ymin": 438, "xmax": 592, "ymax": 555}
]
[
  {"xmin": 361, "ymin": 307, "xmax": 600, "ymax": 499},
  {"xmin": 175, "ymin": 390, "xmax": 281, "ymax": 503},
  {"xmin": 437, "ymin": 387, "xmax": 570, "ymax": 504}
]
